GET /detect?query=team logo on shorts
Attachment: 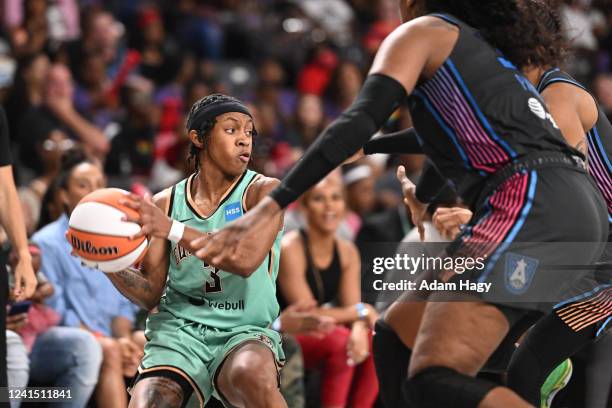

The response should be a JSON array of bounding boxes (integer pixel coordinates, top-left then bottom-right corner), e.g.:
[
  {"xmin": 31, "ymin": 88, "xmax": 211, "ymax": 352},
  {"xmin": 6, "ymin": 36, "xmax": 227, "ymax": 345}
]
[
  {"xmin": 224, "ymin": 202, "xmax": 243, "ymax": 222},
  {"xmin": 504, "ymin": 253, "xmax": 538, "ymax": 295},
  {"xmin": 257, "ymin": 334, "xmax": 274, "ymax": 350}
]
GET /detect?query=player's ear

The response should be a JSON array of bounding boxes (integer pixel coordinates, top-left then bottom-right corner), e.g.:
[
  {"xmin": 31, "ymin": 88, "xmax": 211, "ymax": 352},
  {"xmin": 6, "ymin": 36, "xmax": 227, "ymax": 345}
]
[{"xmin": 189, "ymin": 130, "xmax": 204, "ymax": 149}]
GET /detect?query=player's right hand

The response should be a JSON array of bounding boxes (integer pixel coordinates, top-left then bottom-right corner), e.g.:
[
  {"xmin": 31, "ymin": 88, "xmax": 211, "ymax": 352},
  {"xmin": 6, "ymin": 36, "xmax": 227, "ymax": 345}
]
[{"xmin": 120, "ymin": 193, "xmax": 172, "ymax": 241}]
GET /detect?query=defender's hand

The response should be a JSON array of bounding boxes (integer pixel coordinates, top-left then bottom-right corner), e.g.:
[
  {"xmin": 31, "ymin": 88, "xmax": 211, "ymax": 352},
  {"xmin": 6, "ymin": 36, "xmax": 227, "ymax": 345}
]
[
  {"xmin": 397, "ymin": 166, "xmax": 428, "ymax": 241},
  {"xmin": 432, "ymin": 207, "xmax": 473, "ymax": 240}
]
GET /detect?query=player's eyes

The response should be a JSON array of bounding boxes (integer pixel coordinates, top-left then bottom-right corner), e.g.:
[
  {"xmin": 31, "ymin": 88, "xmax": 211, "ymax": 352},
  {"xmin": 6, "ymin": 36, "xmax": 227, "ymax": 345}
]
[
  {"xmin": 225, "ymin": 128, "xmax": 235, "ymax": 134},
  {"xmin": 245, "ymin": 130, "xmax": 253, "ymax": 136}
]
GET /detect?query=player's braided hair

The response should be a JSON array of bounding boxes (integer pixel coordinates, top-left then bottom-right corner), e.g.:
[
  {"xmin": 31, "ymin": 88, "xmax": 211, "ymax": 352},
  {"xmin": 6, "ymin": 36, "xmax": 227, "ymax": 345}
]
[
  {"xmin": 424, "ymin": 0, "xmax": 567, "ymax": 69},
  {"xmin": 186, "ymin": 93, "xmax": 243, "ymax": 172}
]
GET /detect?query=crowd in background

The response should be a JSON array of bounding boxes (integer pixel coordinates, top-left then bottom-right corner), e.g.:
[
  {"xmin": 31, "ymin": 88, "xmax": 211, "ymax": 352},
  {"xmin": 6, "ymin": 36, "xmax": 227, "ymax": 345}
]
[
  {"xmin": 0, "ymin": 0, "xmax": 611, "ymax": 407},
  {"xmin": 2, "ymin": 0, "xmax": 612, "ymax": 231}
]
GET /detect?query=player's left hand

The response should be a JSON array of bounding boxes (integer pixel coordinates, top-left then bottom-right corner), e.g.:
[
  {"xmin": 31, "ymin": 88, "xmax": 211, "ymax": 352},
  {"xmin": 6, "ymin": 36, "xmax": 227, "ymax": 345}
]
[
  {"xmin": 397, "ymin": 165, "xmax": 428, "ymax": 242},
  {"xmin": 120, "ymin": 193, "xmax": 172, "ymax": 240},
  {"xmin": 190, "ymin": 196, "xmax": 281, "ymax": 266}
]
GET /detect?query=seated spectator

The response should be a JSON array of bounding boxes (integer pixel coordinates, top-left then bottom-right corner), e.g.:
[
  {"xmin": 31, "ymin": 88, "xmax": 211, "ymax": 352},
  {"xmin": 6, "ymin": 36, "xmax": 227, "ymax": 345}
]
[
  {"xmin": 18, "ymin": 128, "xmax": 74, "ymax": 235},
  {"xmin": 18, "ymin": 63, "xmax": 109, "ymax": 164},
  {"xmin": 285, "ymin": 93, "xmax": 327, "ymax": 151},
  {"xmin": 278, "ymin": 175, "xmax": 379, "ymax": 408},
  {"xmin": 343, "ymin": 163, "xmax": 376, "ymax": 239},
  {"xmin": 274, "ymin": 301, "xmax": 335, "ymax": 408},
  {"xmin": 4, "ymin": 53, "xmax": 49, "ymax": 140},
  {"xmin": 31, "ymin": 149, "xmax": 142, "ymax": 408},
  {"xmin": 6, "ymin": 243, "xmax": 102, "ymax": 408},
  {"xmin": 283, "ymin": 169, "xmax": 356, "ymax": 241}
]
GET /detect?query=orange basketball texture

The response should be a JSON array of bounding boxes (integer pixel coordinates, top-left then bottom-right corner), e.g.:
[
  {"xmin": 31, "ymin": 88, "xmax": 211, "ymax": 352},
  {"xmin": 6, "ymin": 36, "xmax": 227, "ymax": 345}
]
[{"xmin": 67, "ymin": 188, "xmax": 148, "ymax": 272}]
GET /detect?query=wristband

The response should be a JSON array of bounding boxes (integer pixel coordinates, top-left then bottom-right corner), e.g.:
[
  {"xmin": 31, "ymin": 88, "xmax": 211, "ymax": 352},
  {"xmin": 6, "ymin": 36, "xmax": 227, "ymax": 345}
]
[
  {"xmin": 167, "ymin": 220, "xmax": 185, "ymax": 243},
  {"xmin": 271, "ymin": 316, "xmax": 282, "ymax": 332},
  {"xmin": 355, "ymin": 302, "xmax": 369, "ymax": 321}
]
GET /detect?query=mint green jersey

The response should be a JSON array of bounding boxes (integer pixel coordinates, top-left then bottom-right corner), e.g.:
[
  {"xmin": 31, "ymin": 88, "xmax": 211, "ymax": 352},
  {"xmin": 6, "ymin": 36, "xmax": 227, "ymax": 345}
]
[{"xmin": 159, "ymin": 170, "xmax": 282, "ymax": 329}]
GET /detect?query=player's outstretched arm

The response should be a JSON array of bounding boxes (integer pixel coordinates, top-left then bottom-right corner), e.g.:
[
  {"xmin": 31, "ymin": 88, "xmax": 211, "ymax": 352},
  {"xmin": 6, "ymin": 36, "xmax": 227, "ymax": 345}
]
[
  {"xmin": 189, "ymin": 18, "xmax": 447, "ymax": 264},
  {"xmin": 191, "ymin": 176, "xmax": 284, "ymax": 276},
  {"xmin": 106, "ymin": 191, "xmax": 171, "ymax": 310}
]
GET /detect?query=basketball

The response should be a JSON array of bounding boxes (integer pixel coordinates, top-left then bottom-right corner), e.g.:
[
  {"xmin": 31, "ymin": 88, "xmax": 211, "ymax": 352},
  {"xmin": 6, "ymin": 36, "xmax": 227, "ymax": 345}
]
[{"xmin": 66, "ymin": 188, "xmax": 148, "ymax": 273}]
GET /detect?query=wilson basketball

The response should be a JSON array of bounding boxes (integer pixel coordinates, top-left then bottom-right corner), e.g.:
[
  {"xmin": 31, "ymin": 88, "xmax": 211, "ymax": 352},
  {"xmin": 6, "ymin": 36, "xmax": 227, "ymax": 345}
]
[{"xmin": 67, "ymin": 188, "xmax": 148, "ymax": 273}]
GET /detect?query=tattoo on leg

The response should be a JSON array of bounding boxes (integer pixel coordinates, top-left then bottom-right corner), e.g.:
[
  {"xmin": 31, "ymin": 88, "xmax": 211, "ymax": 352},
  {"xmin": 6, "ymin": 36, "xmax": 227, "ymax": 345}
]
[{"xmin": 143, "ymin": 377, "xmax": 184, "ymax": 408}]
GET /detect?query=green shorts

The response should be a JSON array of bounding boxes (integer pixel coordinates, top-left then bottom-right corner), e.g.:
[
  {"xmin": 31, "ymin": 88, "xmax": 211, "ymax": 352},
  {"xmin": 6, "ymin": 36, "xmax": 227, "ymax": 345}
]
[{"xmin": 136, "ymin": 309, "xmax": 285, "ymax": 408}]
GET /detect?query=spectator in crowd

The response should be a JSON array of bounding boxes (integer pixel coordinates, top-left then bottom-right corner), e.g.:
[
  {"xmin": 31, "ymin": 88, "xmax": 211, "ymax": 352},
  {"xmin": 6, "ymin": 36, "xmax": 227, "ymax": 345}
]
[
  {"xmin": 561, "ymin": 0, "xmax": 607, "ymax": 82},
  {"xmin": 342, "ymin": 163, "xmax": 376, "ymax": 239},
  {"xmin": 7, "ymin": 0, "xmax": 51, "ymax": 57},
  {"xmin": 31, "ymin": 149, "xmax": 142, "ymax": 408},
  {"xmin": 274, "ymin": 302, "xmax": 336, "ymax": 408},
  {"xmin": 135, "ymin": 5, "xmax": 181, "ymax": 87},
  {"xmin": 253, "ymin": 58, "xmax": 296, "ymax": 128},
  {"xmin": 18, "ymin": 128, "xmax": 74, "ymax": 235},
  {"xmin": 278, "ymin": 175, "xmax": 379, "ymax": 408},
  {"xmin": 73, "ymin": 52, "xmax": 114, "ymax": 129},
  {"xmin": 594, "ymin": 72, "xmax": 612, "ymax": 119},
  {"xmin": 63, "ymin": 8, "xmax": 123, "ymax": 78},
  {"xmin": 286, "ymin": 93, "xmax": 327, "ymax": 151},
  {"xmin": 6, "ymin": 243, "xmax": 102, "ymax": 408},
  {"xmin": 104, "ymin": 75, "xmax": 157, "ymax": 182},
  {"xmin": 324, "ymin": 60, "xmax": 364, "ymax": 120},
  {"xmin": 562, "ymin": 0, "xmax": 606, "ymax": 52},
  {"xmin": 18, "ymin": 63, "xmax": 109, "ymax": 164},
  {"xmin": 4, "ymin": 52, "xmax": 49, "ymax": 139}
]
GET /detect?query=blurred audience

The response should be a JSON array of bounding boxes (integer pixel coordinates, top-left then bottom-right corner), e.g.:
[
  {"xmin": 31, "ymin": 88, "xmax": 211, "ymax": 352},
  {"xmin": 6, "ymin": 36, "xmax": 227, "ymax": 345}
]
[
  {"xmin": 0, "ymin": 1, "xmax": 610, "ymax": 406},
  {"xmin": 278, "ymin": 176, "xmax": 379, "ymax": 408},
  {"xmin": 31, "ymin": 149, "xmax": 141, "ymax": 408},
  {"xmin": 6, "ymin": 243, "xmax": 102, "ymax": 408}
]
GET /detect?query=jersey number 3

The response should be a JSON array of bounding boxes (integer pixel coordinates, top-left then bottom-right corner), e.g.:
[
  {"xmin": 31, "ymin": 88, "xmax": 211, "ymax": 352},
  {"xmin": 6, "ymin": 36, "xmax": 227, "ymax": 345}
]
[{"xmin": 204, "ymin": 263, "xmax": 222, "ymax": 293}]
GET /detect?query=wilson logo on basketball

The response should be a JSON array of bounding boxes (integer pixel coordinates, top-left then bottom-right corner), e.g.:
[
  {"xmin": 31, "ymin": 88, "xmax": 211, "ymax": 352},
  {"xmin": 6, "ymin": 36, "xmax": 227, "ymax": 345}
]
[{"xmin": 71, "ymin": 236, "xmax": 119, "ymax": 256}]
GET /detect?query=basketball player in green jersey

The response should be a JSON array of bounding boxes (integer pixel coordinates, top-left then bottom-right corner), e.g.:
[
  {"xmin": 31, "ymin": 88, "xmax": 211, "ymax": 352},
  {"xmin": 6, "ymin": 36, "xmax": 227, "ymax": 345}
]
[{"xmin": 105, "ymin": 94, "xmax": 288, "ymax": 408}]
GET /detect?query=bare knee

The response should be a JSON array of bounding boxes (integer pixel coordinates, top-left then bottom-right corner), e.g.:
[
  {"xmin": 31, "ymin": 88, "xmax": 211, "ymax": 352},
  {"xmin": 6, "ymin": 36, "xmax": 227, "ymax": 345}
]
[
  {"xmin": 129, "ymin": 377, "xmax": 184, "ymax": 408},
  {"xmin": 228, "ymin": 350, "xmax": 277, "ymax": 392},
  {"xmin": 220, "ymin": 343, "xmax": 280, "ymax": 405}
]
